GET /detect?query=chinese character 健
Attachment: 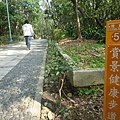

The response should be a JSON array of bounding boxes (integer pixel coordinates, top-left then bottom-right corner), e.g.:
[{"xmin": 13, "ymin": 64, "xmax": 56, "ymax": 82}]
[{"xmin": 109, "ymin": 74, "xmax": 120, "ymax": 86}]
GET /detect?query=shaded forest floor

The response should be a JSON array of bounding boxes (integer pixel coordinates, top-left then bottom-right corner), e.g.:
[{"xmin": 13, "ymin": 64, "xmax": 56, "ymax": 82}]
[{"xmin": 40, "ymin": 38, "xmax": 104, "ymax": 120}]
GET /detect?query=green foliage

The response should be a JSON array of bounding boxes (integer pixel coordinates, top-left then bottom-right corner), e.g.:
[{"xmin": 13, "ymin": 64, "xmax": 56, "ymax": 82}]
[
  {"xmin": 63, "ymin": 43, "xmax": 105, "ymax": 68},
  {"xmin": 43, "ymin": 0, "xmax": 120, "ymax": 42},
  {"xmin": 44, "ymin": 41, "xmax": 71, "ymax": 79},
  {"xmin": 1, "ymin": 0, "xmax": 120, "ymax": 42},
  {"xmin": 0, "ymin": 35, "xmax": 24, "ymax": 45},
  {"xmin": 0, "ymin": 0, "xmax": 45, "ymax": 39},
  {"xmin": 58, "ymin": 108, "xmax": 66, "ymax": 115},
  {"xmin": 78, "ymin": 86, "xmax": 101, "ymax": 99},
  {"xmin": 87, "ymin": 57, "xmax": 104, "ymax": 68},
  {"xmin": 81, "ymin": 28, "xmax": 105, "ymax": 43},
  {"xmin": 53, "ymin": 29, "xmax": 66, "ymax": 41},
  {"xmin": 44, "ymin": 0, "xmax": 77, "ymax": 39}
]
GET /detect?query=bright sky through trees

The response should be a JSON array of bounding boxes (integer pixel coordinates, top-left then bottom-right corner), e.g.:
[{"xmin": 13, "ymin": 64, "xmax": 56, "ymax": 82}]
[{"xmin": 39, "ymin": 0, "xmax": 51, "ymax": 10}]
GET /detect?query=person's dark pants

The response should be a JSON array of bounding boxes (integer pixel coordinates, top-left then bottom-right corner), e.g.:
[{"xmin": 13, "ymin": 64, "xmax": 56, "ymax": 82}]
[{"xmin": 24, "ymin": 36, "xmax": 32, "ymax": 49}]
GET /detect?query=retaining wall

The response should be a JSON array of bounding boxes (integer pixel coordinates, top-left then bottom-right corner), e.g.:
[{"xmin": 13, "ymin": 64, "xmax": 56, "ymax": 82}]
[{"xmin": 57, "ymin": 45, "xmax": 104, "ymax": 87}]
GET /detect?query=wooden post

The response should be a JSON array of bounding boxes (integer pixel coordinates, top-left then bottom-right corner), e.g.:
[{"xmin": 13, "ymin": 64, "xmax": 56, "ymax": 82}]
[{"xmin": 103, "ymin": 20, "xmax": 120, "ymax": 120}]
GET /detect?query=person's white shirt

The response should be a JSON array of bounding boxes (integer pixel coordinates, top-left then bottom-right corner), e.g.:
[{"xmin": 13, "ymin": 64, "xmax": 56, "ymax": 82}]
[{"xmin": 22, "ymin": 23, "xmax": 34, "ymax": 36}]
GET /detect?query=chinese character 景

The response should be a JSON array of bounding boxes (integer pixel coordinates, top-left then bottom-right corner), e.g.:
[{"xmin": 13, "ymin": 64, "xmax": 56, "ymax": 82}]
[{"xmin": 110, "ymin": 61, "xmax": 120, "ymax": 72}]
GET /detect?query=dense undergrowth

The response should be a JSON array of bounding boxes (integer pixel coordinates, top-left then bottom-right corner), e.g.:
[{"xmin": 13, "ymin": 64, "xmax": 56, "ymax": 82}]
[
  {"xmin": 0, "ymin": 35, "xmax": 24, "ymax": 46},
  {"xmin": 42, "ymin": 39, "xmax": 104, "ymax": 119},
  {"xmin": 44, "ymin": 40, "xmax": 72, "ymax": 80}
]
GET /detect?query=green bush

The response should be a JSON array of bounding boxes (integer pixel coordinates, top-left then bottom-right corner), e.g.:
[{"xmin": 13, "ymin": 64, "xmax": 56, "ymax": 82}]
[
  {"xmin": 44, "ymin": 41, "xmax": 71, "ymax": 79},
  {"xmin": 53, "ymin": 29, "xmax": 66, "ymax": 42},
  {"xmin": 0, "ymin": 35, "xmax": 24, "ymax": 45},
  {"xmin": 81, "ymin": 28, "xmax": 105, "ymax": 43}
]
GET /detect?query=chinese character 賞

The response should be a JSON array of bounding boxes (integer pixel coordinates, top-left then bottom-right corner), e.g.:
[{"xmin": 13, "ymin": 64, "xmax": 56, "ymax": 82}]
[{"xmin": 110, "ymin": 47, "xmax": 120, "ymax": 59}]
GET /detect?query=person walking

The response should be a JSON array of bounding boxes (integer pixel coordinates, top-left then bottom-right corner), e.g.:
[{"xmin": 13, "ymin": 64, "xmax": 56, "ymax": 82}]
[{"xmin": 22, "ymin": 20, "xmax": 34, "ymax": 50}]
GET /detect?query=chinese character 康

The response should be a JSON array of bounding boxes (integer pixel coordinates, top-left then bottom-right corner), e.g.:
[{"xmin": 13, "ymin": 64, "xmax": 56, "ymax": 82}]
[{"xmin": 108, "ymin": 87, "xmax": 119, "ymax": 98}]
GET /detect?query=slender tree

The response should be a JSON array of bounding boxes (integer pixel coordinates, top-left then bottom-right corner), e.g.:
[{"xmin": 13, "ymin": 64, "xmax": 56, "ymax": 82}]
[{"xmin": 72, "ymin": 0, "xmax": 82, "ymax": 39}]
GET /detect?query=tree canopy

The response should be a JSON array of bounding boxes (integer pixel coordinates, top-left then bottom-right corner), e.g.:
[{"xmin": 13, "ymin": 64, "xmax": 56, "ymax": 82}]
[
  {"xmin": 0, "ymin": 0, "xmax": 120, "ymax": 42},
  {"xmin": 0, "ymin": 0, "xmax": 45, "ymax": 37}
]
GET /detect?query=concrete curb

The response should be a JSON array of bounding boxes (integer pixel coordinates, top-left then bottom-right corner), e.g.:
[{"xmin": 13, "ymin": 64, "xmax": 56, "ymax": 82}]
[
  {"xmin": 31, "ymin": 39, "xmax": 48, "ymax": 120},
  {"xmin": 56, "ymin": 44, "xmax": 104, "ymax": 87}
]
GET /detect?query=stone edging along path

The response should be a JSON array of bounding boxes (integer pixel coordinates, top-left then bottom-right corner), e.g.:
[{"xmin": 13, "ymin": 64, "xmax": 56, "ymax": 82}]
[{"xmin": 57, "ymin": 45, "xmax": 104, "ymax": 87}]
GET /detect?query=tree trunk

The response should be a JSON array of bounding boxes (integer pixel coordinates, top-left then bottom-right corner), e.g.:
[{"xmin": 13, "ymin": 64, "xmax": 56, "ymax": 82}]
[
  {"xmin": 74, "ymin": 0, "xmax": 82, "ymax": 39},
  {"xmin": 72, "ymin": 0, "xmax": 104, "ymax": 29}
]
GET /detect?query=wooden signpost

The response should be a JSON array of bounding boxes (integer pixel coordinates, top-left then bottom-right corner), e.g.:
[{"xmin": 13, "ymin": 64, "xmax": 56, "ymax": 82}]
[{"xmin": 103, "ymin": 20, "xmax": 120, "ymax": 120}]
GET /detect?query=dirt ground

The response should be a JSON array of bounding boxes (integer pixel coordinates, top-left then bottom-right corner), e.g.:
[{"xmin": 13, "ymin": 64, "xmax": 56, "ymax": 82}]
[{"xmin": 40, "ymin": 38, "xmax": 104, "ymax": 120}]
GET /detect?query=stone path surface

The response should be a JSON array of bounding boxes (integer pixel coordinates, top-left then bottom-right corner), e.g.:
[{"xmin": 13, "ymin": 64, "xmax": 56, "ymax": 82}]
[{"xmin": 0, "ymin": 39, "xmax": 47, "ymax": 120}]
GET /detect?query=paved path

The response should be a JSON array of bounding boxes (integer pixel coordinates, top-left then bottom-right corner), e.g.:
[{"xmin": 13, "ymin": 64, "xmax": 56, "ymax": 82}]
[{"xmin": 0, "ymin": 39, "xmax": 47, "ymax": 120}]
